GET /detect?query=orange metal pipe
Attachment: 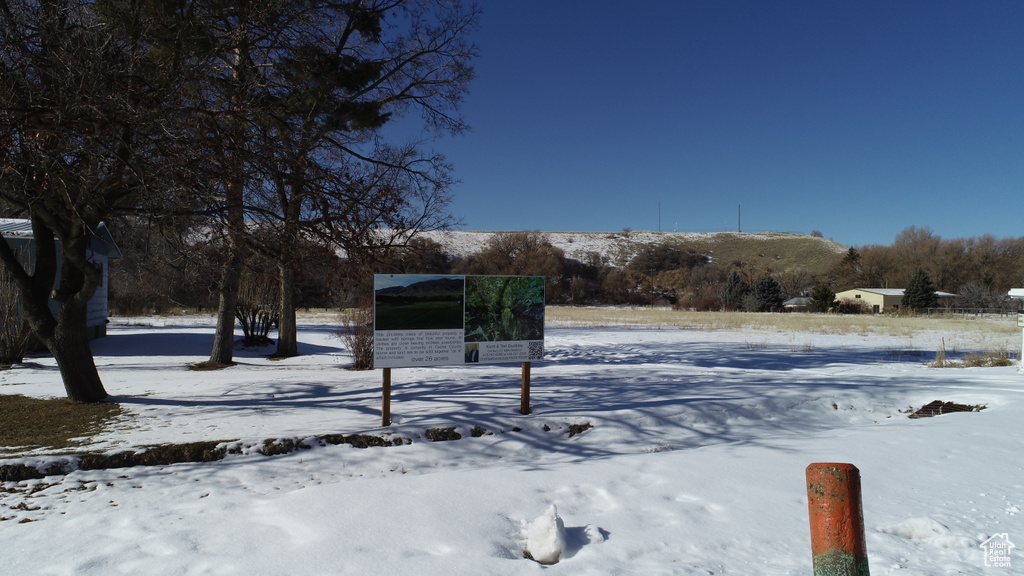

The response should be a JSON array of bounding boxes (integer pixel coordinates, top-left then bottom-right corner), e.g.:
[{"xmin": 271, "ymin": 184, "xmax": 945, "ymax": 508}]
[{"xmin": 806, "ymin": 463, "xmax": 870, "ymax": 576}]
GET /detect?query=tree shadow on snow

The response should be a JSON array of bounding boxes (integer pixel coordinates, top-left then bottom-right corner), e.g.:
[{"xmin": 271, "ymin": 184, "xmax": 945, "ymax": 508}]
[
  {"xmin": 79, "ymin": 325, "xmax": 988, "ymax": 466},
  {"xmin": 92, "ymin": 324, "xmax": 344, "ymax": 358}
]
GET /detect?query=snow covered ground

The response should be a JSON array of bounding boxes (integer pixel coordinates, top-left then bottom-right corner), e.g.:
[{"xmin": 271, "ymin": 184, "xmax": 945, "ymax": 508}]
[{"xmin": 1, "ymin": 312, "xmax": 1022, "ymax": 574}]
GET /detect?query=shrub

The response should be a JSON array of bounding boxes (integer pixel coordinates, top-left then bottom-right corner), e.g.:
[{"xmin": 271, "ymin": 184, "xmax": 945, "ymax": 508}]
[
  {"xmin": 628, "ymin": 243, "xmax": 708, "ymax": 273},
  {"xmin": 675, "ymin": 296, "xmax": 722, "ymax": 312},
  {"xmin": 235, "ymin": 266, "xmax": 278, "ymax": 347},
  {"xmin": 834, "ymin": 298, "xmax": 871, "ymax": 314},
  {"xmin": 962, "ymin": 350, "xmax": 1013, "ymax": 367},
  {"xmin": 338, "ymin": 307, "xmax": 374, "ymax": 370}
]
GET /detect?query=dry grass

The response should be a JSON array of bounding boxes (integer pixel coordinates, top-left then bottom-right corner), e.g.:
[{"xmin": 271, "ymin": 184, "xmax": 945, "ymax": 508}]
[
  {"xmin": 551, "ymin": 307, "xmax": 1021, "ymax": 366},
  {"xmin": 675, "ymin": 233, "xmax": 844, "ymax": 276},
  {"xmin": 546, "ymin": 306, "xmax": 1019, "ymax": 340},
  {"xmin": 931, "ymin": 348, "xmax": 1014, "ymax": 368},
  {"xmin": 0, "ymin": 395, "xmax": 123, "ymax": 455}
]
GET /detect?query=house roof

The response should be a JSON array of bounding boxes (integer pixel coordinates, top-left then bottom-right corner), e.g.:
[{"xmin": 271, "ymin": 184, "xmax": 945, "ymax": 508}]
[
  {"xmin": 0, "ymin": 219, "xmax": 33, "ymax": 237},
  {"xmin": 854, "ymin": 288, "xmax": 906, "ymax": 296},
  {"xmin": 0, "ymin": 218, "xmax": 122, "ymax": 258},
  {"xmin": 839, "ymin": 288, "xmax": 959, "ymax": 298}
]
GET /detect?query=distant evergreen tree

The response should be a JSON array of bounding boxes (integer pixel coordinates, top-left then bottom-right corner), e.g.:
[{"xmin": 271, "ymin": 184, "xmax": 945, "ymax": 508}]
[
  {"xmin": 721, "ymin": 272, "xmax": 750, "ymax": 309},
  {"xmin": 752, "ymin": 276, "xmax": 785, "ymax": 311},
  {"xmin": 809, "ymin": 284, "xmax": 836, "ymax": 313},
  {"xmin": 831, "ymin": 247, "xmax": 863, "ymax": 290},
  {"xmin": 841, "ymin": 247, "xmax": 861, "ymax": 266},
  {"xmin": 903, "ymin": 270, "xmax": 938, "ymax": 311}
]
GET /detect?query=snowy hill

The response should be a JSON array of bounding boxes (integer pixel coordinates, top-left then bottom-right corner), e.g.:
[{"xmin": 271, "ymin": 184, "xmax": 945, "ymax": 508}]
[{"xmin": 417, "ymin": 229, "xmax": 848, "ymax": 271}]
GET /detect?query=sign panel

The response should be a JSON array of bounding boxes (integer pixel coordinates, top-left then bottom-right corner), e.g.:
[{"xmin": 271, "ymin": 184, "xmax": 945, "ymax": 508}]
[{"xmin": 373, "ymin": 274, "xmax": 545, "ymax": 368}]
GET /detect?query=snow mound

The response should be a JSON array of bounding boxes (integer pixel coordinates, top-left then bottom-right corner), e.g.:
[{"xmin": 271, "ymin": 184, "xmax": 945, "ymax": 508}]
[
  {"xmin": 583, "ymin": 524, "xmax": 606, "ymax": 545},
  {"xmin": 880, "ymin": 518, "xmax": 976, "ymax": 548},
  {"xmin": 525, "ymin": 504, "xmax": 567, "ymax": 564}
]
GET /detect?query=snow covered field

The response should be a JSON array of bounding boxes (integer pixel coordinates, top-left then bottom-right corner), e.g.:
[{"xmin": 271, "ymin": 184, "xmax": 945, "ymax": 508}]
[{"xmin": 2, "ymin": 311, "xmax": 1022, "ymax": 574}]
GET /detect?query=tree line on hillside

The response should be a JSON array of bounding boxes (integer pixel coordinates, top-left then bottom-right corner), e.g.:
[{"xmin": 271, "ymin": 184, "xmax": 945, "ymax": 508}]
[
  {"xmin": 106, "ymin": 226, "xmax": 1024, "ymax": 320},
  {"xmin": 380, "ymin": 226, "xmax": 1024, "ymax": 312},
  {"xmin": 0, "ymin": 1, "xmax": 479, "ymax": 401}
]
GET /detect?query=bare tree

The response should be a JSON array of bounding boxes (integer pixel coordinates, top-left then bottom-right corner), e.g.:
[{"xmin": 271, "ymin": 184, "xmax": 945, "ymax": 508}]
[
  {"xmin": 0, "ymin": 0, "xmax": 181, "ymax": 400},
  {"xmin": 454, "ymin": 231, "xmax": 566, "ymax": 302},
  {"xmin": 244, "ymin": 0, "xmax": 478, "ymax": 358}
]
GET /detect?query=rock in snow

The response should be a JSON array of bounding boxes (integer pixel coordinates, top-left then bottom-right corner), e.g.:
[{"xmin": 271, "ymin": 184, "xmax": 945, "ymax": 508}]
[{"xmin": 525, "ymin": 504, "xmax": 567, "ymax": 564}]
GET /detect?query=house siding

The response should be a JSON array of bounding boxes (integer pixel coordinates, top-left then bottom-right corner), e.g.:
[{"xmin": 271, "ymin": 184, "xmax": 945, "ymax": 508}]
[
  {"xmin": 86, "ymin": 253, "xmax": 110, "ymax": 338},
  {"xmin": 834, "ymin": 288, "xmax": 957, "ymax": 313},
  {"xmin": 3, "ymin": 225, "xmax": 115, "ymax": 339},
  {"xmin": 834, "ymin": 289, "xmax": 901, "ymax": 312}
]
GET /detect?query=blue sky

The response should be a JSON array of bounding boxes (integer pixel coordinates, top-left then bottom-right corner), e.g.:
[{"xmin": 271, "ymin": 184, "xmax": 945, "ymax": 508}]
[{"xmin": 431, "ymin": 1, "xmax": 1024, "ymax": 248}]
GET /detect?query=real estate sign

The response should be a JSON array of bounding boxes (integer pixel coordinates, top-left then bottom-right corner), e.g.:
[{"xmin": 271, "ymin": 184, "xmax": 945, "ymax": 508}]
[{"xmin": 373, "ymin": 274, "xmax": 545, "ymax": 369}]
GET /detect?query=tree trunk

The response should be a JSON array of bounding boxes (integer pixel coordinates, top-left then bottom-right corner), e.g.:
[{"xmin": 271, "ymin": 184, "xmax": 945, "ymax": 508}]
[
  {"xmin": 208, "ymin": 40, "xmax": 250, "ymax": 366},
  {"xmin": 274, "ymin": 258, "xmax": 298, "ymax": 358},
  {"xmin": 209, "ymin": 250, "xmax": 242, "ymax": 365},
  {"xmin": 274, "ymin": 167, "xmax": 304, "ymax": 359},
  {"xmin": 0, "ymin": 221, "xmax": 108, "ymax": 401},
  {"xmin": 48, "ymin": 300, "xmax": 107, "ymax": 402}
]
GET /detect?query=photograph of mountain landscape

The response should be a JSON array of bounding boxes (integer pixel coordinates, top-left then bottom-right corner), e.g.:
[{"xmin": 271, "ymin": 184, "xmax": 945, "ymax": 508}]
[{"xmin": 373, "ymin": 275, "xmax": 465, "ymax": 331}]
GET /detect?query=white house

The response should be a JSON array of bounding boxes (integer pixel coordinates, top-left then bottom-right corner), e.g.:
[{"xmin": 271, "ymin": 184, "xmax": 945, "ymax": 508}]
[
  {"xmin": 833, "ymin": 288, "xmax": 958, "ymax": 313},
  {"xmin": 1, "ymin": 219, "xmax": 122, "ymax": 338}
]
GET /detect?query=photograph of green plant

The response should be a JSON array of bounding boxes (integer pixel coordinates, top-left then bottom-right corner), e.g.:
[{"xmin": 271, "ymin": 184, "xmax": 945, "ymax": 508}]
[
  {"xmin": 464, "ymin": 276, "xmax": 544, "ymax": 342},
  {"xmin": 373, "ymin": 276, "xmax": 465, "ymax": 331}
]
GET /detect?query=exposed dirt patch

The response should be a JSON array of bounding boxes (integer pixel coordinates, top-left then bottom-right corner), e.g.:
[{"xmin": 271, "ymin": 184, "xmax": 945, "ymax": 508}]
[
  {"xmin": 908, "ymin": 400, "xmax": 986, "ymax": 419},
  {"xmin": 568, "ymin": 423, "xmax": 594, "ymax": 437},
  {"xmin": 319, "ymin": 433, "xmax": 404, "ymax": 449},
  {"xmin": 79, "ymin": 441, "xmax": 229, "ymax": 470},
  {"xmin": 425, "ymin": 427, "xmax": 462, "ymax": 442},
  {"xmin": 1, "ymin": 422, "xmax": 592, "ymax": 480},
  {"xmin": 0, "ymin": 464, "xmax": 47, "ymax": 482}
]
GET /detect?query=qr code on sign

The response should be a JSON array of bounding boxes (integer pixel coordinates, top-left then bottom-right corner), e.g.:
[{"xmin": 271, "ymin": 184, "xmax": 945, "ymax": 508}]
[{"xmin": 528, "ymin": 341, "xmax": 543, "ymax": 360}]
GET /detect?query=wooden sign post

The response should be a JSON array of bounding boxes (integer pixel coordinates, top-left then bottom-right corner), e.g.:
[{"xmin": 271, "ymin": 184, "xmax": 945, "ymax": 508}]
[
  {"xmin": 520, "ymin": 362, "xmax": 531, "ymax": 415},
  {"xmin": 381, "ymin": 368, "xmax": 392, "ymax": 427}
]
